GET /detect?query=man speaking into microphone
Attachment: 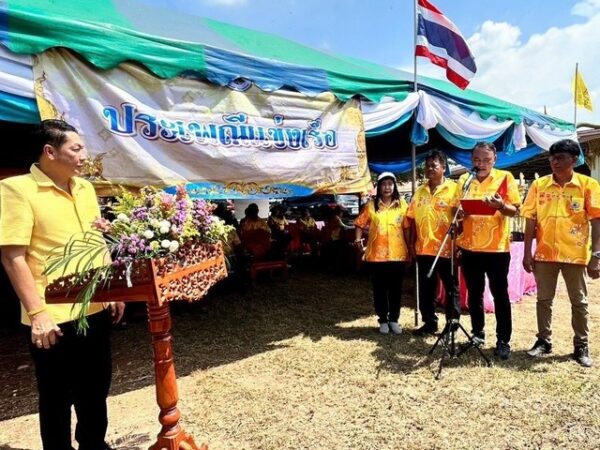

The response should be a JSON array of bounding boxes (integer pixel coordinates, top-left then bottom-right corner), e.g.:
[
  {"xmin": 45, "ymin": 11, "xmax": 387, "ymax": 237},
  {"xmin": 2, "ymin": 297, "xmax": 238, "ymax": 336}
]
[{"xmin": 455, "ymin": 142, "xmax": 521, "ymax": 360}]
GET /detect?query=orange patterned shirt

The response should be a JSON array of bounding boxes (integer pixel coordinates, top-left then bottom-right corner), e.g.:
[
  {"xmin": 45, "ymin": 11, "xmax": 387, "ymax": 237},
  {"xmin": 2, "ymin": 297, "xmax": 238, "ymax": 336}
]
[
  {"xmin": 521, "ymin": 173, "xmax": 600, "ymax": 265},
  {"xmin": 407, "ymin": 179, "xmax": 458, "ymax": 258},
  {"xmin": 456, "ymin": 168, "xmax": 521, "ymax": 253},
  {"xmin": 354, "ymin": 198, "xmax": 409, "ymax": 262}
]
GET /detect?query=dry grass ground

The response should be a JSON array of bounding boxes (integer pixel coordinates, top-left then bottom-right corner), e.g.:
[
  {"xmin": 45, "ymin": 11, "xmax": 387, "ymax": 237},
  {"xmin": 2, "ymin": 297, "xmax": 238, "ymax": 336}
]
[{"xmin": 1, "ymin": 267, "xmax": 599, "ymax": 450}]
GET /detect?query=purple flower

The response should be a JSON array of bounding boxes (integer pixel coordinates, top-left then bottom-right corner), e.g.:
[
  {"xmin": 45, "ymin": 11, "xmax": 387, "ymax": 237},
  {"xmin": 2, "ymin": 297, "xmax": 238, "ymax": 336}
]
[{"xmin": 132, "ymin": 206, "xmax": 149, "ymax": 221}]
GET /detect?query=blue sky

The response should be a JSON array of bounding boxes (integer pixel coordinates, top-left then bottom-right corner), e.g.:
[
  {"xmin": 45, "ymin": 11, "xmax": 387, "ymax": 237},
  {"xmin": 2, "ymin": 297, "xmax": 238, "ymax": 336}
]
[{"xmin": 150, "ymin": 0, "xmax": 600, "ymax": 124}]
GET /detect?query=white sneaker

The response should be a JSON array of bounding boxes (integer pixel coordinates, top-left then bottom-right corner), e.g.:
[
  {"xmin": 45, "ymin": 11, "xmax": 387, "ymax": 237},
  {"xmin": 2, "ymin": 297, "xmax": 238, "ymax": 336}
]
[
  {"xmin": 379, "ymin": 323, "xmax": 390, "ymax": 334},
  {"xmin": 389, "ymin": 322, "xmax": 402, "ymax": 335}
]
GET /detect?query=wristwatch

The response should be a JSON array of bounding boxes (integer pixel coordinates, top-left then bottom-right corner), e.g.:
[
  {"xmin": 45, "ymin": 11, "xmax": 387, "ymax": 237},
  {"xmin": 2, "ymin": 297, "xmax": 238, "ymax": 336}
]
[{"xmin": 591, "ymin": 251, "xmax": 600, "ymax": 259}]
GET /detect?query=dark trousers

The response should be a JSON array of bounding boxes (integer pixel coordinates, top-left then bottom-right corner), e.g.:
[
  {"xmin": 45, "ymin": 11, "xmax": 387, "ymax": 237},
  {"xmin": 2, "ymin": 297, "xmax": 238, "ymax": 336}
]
[
  {"xmin": 417, "ymin": 255, "xmax": 460, "ymax": 329},
  {"xmin": 461, "ymin": 249, "xmax": 512, "ymax": 343},
  {"xmin": 369, "ymin": 262, "xmax": 405, "ymax": 323},
  {"xmin": 27, "ymin": 310, "xmax": 112, "ymax": 450}
]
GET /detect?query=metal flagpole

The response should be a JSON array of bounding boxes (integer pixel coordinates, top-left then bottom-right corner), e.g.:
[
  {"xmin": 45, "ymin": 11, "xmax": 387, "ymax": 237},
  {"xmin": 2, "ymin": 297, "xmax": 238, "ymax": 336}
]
[
  {"xmin": 574, "ymin": 62, "xmax": 579, "ymax": 127},
  {"xmin": 412, "ymin": 0, "xmax": 420, "ymax": 327}
]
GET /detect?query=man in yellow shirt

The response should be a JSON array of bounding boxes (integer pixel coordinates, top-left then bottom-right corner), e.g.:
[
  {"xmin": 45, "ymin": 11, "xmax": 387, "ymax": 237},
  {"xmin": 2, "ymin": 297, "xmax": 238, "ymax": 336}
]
[
  {"xmin": 456, "ymin": 142, "xmax": 521, "ymax": 360},
  {"xmin": 522, "ymin": 139, "xmax": 600, "ymax": 367},
  {"xmin": 406, "ymin": 150, "xmax": 460, "ymax": 335},
  {"xmin": 0, "ymin": 120, "xmax": 124, "ymax": 450}
]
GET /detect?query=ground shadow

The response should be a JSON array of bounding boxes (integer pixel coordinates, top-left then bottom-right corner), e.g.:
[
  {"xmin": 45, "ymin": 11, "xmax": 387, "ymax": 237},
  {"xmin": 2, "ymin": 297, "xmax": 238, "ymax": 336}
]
[
  {"xmin": 0, "ymin": 266, "xmax": 565, "ymax": 422},
  {"xmin": 0, "ymin": 268, "xmax": 383, "ymax": 420}
]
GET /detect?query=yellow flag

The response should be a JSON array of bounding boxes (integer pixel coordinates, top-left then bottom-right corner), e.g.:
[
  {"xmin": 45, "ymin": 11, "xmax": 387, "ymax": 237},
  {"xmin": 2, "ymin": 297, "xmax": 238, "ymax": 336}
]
[{"xmin": 574, "ymin": 70, "xmax": 593, "ymax": 111}]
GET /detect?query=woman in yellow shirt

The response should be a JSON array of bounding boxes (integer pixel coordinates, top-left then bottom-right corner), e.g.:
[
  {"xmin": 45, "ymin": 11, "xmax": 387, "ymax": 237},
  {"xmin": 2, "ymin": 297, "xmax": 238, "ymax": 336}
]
[{"xmin": 355, "ymin": 172, "xmax": 409, "ymax": 335}]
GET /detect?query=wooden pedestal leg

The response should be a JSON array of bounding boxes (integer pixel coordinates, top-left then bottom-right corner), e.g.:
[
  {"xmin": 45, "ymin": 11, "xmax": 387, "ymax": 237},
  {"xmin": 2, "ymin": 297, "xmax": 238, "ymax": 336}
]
[{"xmin": 147, "ymin": 302, "xmax": 207, "ymax": 450}]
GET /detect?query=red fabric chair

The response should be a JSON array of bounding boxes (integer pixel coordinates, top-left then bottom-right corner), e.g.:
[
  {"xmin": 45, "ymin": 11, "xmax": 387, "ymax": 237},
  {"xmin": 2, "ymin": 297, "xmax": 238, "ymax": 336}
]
[{"xmin": 241, "ymin": 229, "xmax": 288, "ymax": 281}]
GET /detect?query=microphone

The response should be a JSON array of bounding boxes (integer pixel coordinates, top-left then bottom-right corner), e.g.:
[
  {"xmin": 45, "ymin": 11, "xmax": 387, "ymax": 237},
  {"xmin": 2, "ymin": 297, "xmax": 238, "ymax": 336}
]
[{"xmin": 462, "ymin": 167, "xmax": 479, "ymax": 193}]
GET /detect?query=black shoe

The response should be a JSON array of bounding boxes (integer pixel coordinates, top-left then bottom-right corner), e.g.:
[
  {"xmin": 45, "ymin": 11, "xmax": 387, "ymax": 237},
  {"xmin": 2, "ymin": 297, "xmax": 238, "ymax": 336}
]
[
  {"xmin": 413, "ymin": 324, "xmax": 438, "ymax": 337},
  {"xmin": 573, "ymin": 345, "xmax": 593, "ymax": 367},
  {"xmin": 470, "ymin": 331, "xmax": 485, "ymax": 347},
  {"xmin": 495, "ymin": 341, "xmax": 511, "ymax": 360},
  {"xmin": 527, "ymin": 339, "xmax": 552, "ymax": 357}
]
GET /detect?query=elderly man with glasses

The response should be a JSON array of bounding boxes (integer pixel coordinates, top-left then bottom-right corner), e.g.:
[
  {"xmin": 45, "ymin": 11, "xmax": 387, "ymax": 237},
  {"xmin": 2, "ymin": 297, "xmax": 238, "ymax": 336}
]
[{"xmin": 455, "ymin": 142, "xmax": 521, "ymax": 360}]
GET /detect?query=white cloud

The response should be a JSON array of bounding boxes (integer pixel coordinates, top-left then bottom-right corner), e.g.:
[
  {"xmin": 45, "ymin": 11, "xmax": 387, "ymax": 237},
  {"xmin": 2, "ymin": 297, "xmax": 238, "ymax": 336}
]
[
  {"xmin": 459, "ymin": 12, "xmax": 600, "ymax": 124},
  {"xmin": 572, "ymin": 0, "xmax": 600, "ymax": 17}
]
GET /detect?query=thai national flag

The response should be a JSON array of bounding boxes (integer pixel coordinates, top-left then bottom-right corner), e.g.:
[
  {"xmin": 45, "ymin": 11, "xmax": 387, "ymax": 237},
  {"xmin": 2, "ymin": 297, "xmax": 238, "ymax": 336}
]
[{"xmin": 415, "ymin": 0, "xmax": 477, "ymax": 90}]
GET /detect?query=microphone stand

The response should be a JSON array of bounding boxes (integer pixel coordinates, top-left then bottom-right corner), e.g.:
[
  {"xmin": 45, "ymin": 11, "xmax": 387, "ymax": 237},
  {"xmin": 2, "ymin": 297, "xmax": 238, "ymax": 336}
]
[{"xmin": 425, "ymin": 168, "xmax": 491, "ymax": 379}]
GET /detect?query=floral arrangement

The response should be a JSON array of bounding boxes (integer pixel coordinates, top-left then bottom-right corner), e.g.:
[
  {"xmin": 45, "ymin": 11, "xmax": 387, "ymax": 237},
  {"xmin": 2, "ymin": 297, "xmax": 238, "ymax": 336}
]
[{"xmin": 44, "ymin": 185, "xmax": 232, "ymax": 330}]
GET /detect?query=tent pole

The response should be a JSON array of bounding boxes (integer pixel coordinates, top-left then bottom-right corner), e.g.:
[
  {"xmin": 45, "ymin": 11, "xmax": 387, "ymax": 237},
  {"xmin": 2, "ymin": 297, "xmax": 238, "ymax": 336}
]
[
  {"xmin": 412, "ymin": 0, "xmax": 420, "ymax": 327},
  {"xmin": 411, "ymin": 141, "xmax": 419, "ymax": 328},
  {"xmin": 574, "ymin": 62, "xmax": 579, "ymax": 127}
]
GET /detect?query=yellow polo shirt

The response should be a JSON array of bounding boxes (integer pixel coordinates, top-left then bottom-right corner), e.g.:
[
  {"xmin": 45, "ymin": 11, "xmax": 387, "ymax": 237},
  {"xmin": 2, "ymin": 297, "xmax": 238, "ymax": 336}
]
[
  {"xmin": 456, "ymin": 168, "xmax": 521, "ymax": 253},
  {"xmin": 0, "ymin": 164, "xmax": 104, "ymax": 325},
  {"xmin": 521, "ymin": 172, "xmax": 600, "ymax": 265},
  {"xmin": 298, "ymin": 216, "xmax": 316, "ymax": 231},
  {"xmin": 407, "ymin": 179, "xmax": 458, "ymax": 258},
  {"xmin": 268, "ymin": 216, "xmax": 288, "ymax": 231},
  {"xmin": 354, "ymin": 198, "xmax": 409, "ymax": 262},
  {"xmin": 239, "ymin": 217, "xmax": 270, "ymax": 236}
]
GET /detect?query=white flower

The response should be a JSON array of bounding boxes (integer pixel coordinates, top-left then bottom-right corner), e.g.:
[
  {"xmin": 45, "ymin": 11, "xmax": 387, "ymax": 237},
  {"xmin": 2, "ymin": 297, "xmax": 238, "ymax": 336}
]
[
  {"xmin": 159, "ymin": 220, "xmax": 171, "ymax": 234},
  {"xmin": 150, "ymin": 219, "xmax": 160, "ymax": 228},
  {"xmin": 161, "ymin": 239, "xmax": 171, "ymax": 249},
  {"xmin": 168, "ymin": 240, "xmax": 180, "ymax": 252},
  {"xmin": 116, "ymin": 213, "xmax": 130, "ymax": 223},
  {"xmin": 143, "ymin": 230, "xmax": 154, "ymax": 239}
]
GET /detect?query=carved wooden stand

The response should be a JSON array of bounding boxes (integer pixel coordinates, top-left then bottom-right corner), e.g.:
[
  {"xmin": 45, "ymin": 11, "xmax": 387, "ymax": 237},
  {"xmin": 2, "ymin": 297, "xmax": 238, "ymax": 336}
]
[{"xmin": 46, "ymin": 242, "xmax": 227, "ymax": 450}]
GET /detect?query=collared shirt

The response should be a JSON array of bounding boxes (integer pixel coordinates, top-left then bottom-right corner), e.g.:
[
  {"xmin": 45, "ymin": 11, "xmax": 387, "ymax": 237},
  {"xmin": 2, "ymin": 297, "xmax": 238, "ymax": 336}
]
[
  {"xmin": 239, "ymin": 217, "xmax": 270, "ymax": 236},
  {"xmin": 0, "ymin": 164, "xmax": 104, "ymax": 325},
  {"xmin": 268, "ymin": 215, "xmax": 288, "ymax": 231},
  {"xmin": 298, "ymin": 216, "xmax": 316, "ymax": 230},
  {"xmin": 455, "ymin": 168, "xmax": 521, "ymax": 253},
  {"xmin": 407, "ymin": 179, "xmax": 458, "ymax": 258},
  {"xmin": 521, "ymin": 172, "xmax": 600, "ymax": 265},
  {"xmin": 354, "ymin": 198, "xmax": 409, "ymax": 262}
]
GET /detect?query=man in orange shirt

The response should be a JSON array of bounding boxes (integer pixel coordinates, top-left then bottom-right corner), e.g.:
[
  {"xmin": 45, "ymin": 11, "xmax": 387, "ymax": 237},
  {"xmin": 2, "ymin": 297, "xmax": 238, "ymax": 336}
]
[
  {"xmin": 522, "ymin": 139, "xmax": 600, "ymax": 367},
  {"xmin": 406, "ymin": 150, "xmax": 460, "ymax": 335},
  {"xmin": 456, "ymin": 142, "xmax": 521, "ymax": 360}
]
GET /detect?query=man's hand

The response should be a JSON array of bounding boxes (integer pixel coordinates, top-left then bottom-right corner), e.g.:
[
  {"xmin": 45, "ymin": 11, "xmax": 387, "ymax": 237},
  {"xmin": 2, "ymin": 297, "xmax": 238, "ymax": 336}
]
[
  {"xmin": 587, "ymin": 257, "xmax": 600, "ymax": 279},
  {"xmin": 522, "ymin": 254, "xmax": 535, "ymax": 273},
  {"xmin": 31, "ymin": 311, "xmax": 63, "ymax": 350},
  {"xmin": 484, "ymin": 193, "xmax": 505, "ymax": 211},
  {"xmin": 109, "ymin": 302, "xmax": 126, "ymax": 324}
]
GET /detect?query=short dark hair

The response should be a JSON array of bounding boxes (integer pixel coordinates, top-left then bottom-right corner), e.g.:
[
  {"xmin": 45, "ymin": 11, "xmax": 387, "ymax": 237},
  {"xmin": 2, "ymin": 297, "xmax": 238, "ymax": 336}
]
[
  {"xmin": 425, "ymin": 150, "xmax": 447, "ymax": 167},
  {"xmin": 34, "ymin": 119, "xmax": 79, "ymax": 159},
  {"xmin": 549, "ymin": 139, "xmax": 580, "ymax": 157},
  {"xmin": 473, "ymin": 142, "xmax": 496, "ymax": 154}
]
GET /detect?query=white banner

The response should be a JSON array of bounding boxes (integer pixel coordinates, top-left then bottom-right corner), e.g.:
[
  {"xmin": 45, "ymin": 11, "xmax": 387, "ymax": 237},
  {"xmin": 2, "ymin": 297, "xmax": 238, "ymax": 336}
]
[{"xmin": 33, "ymin": 49, "xmax": 370, "ymax": 198}]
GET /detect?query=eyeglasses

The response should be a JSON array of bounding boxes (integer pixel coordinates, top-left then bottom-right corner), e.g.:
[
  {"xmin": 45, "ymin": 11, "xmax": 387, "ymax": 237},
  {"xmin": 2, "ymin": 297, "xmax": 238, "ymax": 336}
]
[{"xmin": 548, "ymin": 154, "xmax": 574, "ymax": 162}]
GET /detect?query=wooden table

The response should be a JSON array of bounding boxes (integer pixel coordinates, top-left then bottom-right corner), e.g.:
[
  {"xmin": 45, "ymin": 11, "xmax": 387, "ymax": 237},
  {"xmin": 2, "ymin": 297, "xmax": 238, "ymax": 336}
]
[{"xmin": 46, "ymin": 242, "xmax": 227, "ymax": 450}]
